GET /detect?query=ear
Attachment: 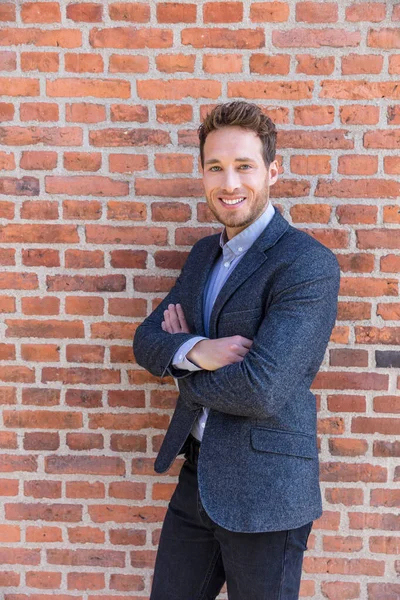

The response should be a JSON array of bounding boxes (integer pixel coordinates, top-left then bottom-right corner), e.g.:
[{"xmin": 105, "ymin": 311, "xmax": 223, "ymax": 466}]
[{"xmin": 268, "ymin": 160, "xmax": 279, "ymax": 187}]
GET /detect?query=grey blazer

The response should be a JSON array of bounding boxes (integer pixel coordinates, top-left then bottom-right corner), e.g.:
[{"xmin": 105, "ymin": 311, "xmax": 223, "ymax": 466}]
[{"xmin": 133, "ymin": 207, "xmax": 340, "ymax": 533}]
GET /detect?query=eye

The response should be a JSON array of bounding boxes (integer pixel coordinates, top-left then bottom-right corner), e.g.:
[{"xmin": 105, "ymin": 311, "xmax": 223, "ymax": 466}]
[
  {"xmin": 239, "ymin": 164, "xmax": 252, "ymax": 170},
  {"xmin": 209, "ymin": 166, "xmax": 221, "ymax": 172}
]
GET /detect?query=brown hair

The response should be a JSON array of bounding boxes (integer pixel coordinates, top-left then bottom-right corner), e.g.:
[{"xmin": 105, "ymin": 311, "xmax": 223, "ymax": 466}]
[{"xmin": 198, "ymin": 101, "xmax": 277, "ymax": 168}]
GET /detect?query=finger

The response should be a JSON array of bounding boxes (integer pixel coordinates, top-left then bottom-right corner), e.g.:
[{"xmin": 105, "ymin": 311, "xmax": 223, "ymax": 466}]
[
  {"xmin": 167, "ymin": 304, "xmax": 182, "ymax": 333},
  {"xmin": 161, "ymin": 321, "xmax": 166, "ymax": 331},
  {"xmin": 237, "ymin": 336, "xmax": 253, "ymax": 349},
  {"xmin": 164, "ymin": 309, "xmax": 173, "ymax": 334},
  {"xmin": 176, "ymin": 303, "xmax": 190, "ymax": 333},
  {"xmin": 230, "ymin": 344, "xmax": 249, "ymax": 358}
]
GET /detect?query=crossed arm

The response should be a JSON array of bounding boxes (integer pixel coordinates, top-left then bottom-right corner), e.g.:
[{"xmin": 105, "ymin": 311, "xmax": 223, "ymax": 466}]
[{"xmin": 161, "ymin": 303, "xmax": 253, "ymax": 371}]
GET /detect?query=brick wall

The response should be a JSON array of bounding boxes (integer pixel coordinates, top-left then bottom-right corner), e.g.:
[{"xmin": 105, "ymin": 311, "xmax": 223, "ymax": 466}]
[{"xmin": 0, "ymin": 1, "xmax": 399, "ymax": 598}]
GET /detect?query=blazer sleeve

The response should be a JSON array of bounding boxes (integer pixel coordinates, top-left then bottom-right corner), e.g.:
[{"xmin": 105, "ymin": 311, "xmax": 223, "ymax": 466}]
[
  {"xmin": 133, "ymin": 248, "xmax": 202, "ymax": 379},
  {"xmin": 178, "ymin": 248, "xmax": 341, "ymax": 420}
]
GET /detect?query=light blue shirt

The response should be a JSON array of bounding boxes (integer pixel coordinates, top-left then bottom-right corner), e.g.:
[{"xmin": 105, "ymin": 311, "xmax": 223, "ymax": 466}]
[{"xmin": 173, "ymin": 202, "xmax": 276, "ymax": 441}]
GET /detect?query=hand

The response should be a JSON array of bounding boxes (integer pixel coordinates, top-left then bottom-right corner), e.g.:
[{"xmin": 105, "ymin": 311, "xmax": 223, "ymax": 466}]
[
  {"xmin": 187, "ymin": 336, "xmax": 253, "ymax": 371},
  {"xmin": 161, "ymin": 304, "xmax": 190, "ymax": 334}
]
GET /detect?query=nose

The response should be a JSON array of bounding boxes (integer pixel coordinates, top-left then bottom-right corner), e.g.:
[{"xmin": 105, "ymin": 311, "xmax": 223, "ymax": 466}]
[{"xmin": 221, "ymin": 167, "xmax": 241, "ymax": 194}]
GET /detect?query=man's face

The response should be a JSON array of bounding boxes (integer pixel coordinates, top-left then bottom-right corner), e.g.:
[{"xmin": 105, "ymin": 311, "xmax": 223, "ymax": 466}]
[{"xmin": 202, "ymin": 126, "xmax": 278, "ymax": 239}]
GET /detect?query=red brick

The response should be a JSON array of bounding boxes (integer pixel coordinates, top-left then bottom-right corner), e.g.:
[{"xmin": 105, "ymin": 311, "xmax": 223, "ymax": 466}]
[
  {"xmin": 371, "ymin": 490, "xmax": 400, "ymax": 507},
  {"xmin": 368, "ymin": 28, "xmax": 400, "ymax": 48},
  {"xmin": 90, "ymin": 27, "xmax": 172, "ymax": 49},
  {"xmin": 154, "ymin": 250, "xmax": 189, "ymax": 270},
  {"xmin": 21, "ymin": 52, "xmax": 59, "ymax": 72},
  {"xmin": 0, "ymin": 548, "xmax": 40, "ymax": 565},
  {"xmin": 352, "ymin": 417, "xmax": 400, "ymax": 435},
  {"xmin": 6, "ymin": 319, "xmax": 84, "ymax": 339},
  {"xmin": 89, "ymin": 504, "xmax": 166, "ymax": 523},
  {"xmin": 156, "ymin": 53, "xmax": 195, "ymax": 73},
  {"xmin": 5, "ymin": 502, "xmax": 81, "ymax": 522},
  {"xmin": 250, "ymin": 2, "xmax": 289, "ymax": 21},
  {"xmin": 340, "ymin": 104, "xmax": 379, "ymax": 125},
  {"xmin": 46, "ymin": 455, "xmax": 124, "ymax": 476},
  {"xmin": 0, "ymin": 27, "xmax": 82, "ymax": 48},
  {"xmin": 66, "ymin": 102, "xmax": 106, "ymax": 123},
  {"xmin": 203, "ymin": 2, "xmax": 242, "ymax": 22},
  {"xmin": 290, "ymin": 155, "xmax": 331, "ymax": 175},
  {"xmin": 66, "ymin": 344, "xmax": 104, "ymax": 363},
  {"xmin": 107, "ymin": 201, "xmax": 146, "ymax": 221},
  {"xmin": 22, "ymin": 249, "xmax": 60, "ymax": 267},
  {"xmin": 296, "ymin": 54, "xmax": 335, "ymax": 74},
  {"xmin": 373, "ymin": 396, "xmax": 400, "ymax": 413},
  {"xmin": 24, "ymin": 432, "xmax": 59, "ymax": 451},
  {"xmin": 65, "ymin": 249, "xmax": 104, "ymax": 269},
  {"xmin": 68, "ymin": 571, "xmax": 105, "ymax": 591},
  {"xmin": 86, "ymin": 225, "xmax": 168, "ymax": 246},
  {"xmin": 42, "ymin": 367, "xmax": 119, "ymax": 385},
  {"xmin": 110, "ymin": 573, "xmax": 145, "ymax": 591},
  {"xmin": 336, "ymin": 204, "xmax": 377, "ymax": 224},
  {"xmin": 47, "ymin": 274, "xmax": 125, "ymax": 293},
  {"xmin": 383, "ymin": 205, "xmax": 400, "ymax": 223},
  {"xmin": 66, "ymin": 433, "xmax": 103, "ymax": 451},
  {"xmin": 274, "ymin": 28, "xmax": 360, "ymax": 47},
  {"xmin": 20, "ymin": 151, "xmax": 58, "ymax": 169},
  {"xmin": 303, "ymin": 557, "xmax": 384, "ymax": 576},
  {"xmin": 47, "ymin": 548, "xmax": 124, "ymax": 567},
  {"xmin": 109, "ymin": 528, "xmax": 146, "ymax": 546},
  {"xmin": 337, "ymin": 155, "xmax": 378, "ymax": 175},
  {"xmin": 203, "ymin": 54, "xmax": 242, "ymax": 73},
  {"xmin": 313, "ymin": 371, "xmax": 388, "ymax": 391},
  {"xmin": 156, "ymin": 104, "xmax": 193, "ymax": 124},
  {"xmin": 0, "ymin": 479, "xmax": 18, "ymax": 496},
  {"xmin": 328, "ymin": 438, "xmax": 368, "ymax": 457},
  {"xmin": 294, "ymin": 105, "xmax": 334, "ymax": 125},
  {"xmin": 24, "ymin": 480, "xmax": 61, "ymax": 499},
  {"xmin": 325, "ymin": 488, "xmax": 364, "ymax": 506},
  {"xmin": 26, "ymin": 526, "xmax": 62, "ymax": 543},
  {"xmin": 377, "ymin": 302, "xmax": 400, "ymax": 319},
  {"xmin": 109, "ymin": 481, "xmax": 146, "ymax": 500},
  {"xmin": 340, "ymin": 277, "xmax": 397, "ymax": 297},
  {"xmin": 336, "ymin": 253, "xmax": 374, "ymax": 274},
  {"xmin": 323, "ymin": 535, "xmax": 363, "ymax": 553},
  {"xmin": 63, "ymin": 151, "xmax": 101, "ymax": 171},
  {"xmin": 157, "ymin": 2, "xmax": 196, "ymax": 23},
  {"xmin": 66, "ymin": 481, "xmax": 105, "ymax": 499},
  {"xmin": 109, "ymin": 2, "xmax": 150, "ymax": 22},
  {"xmin": 11, "ymin": 343, "xmax": 46, "ymax": 361},
  {"xmin": 67, "ymin": 2, "xmax": 103, "ymax": 23},
  {"xmin": 67, "ymin": 526, "xmax": 105, "ymax": 544},
  {"xmin": 108, "ymin": 299, "xmax": 147, "ymax": 317},
  {"xmin": 109, "ymin": 54, "xmax": 149, "ymax": 73},
  {"xmin": 4, "ymin": 410, "xmax": 82, "ymax": 430},
  {"xmin": 65, "ymin": 53, "xmax": 103, "ymax": 73},
  {"xmin": 65, "ymin": 297, "xmax": 104, "ymax": 316},
  {"xmin": 89, "ymin": 412, "xmax": 168, "ymax": 431},
  {"xmin": 380, "ymin": 255, "xmax": 400, "ymax": 273},
  {"xmin": 110, "ymin": 434, "xmax": 146, "ymax": 452},
  {"xmin": 342, "ymin": 53, "xmax": 383, "ymax": 74},
  {"xmin": 346, "ymin": 2, "xmax": 386, "ymax": 21},
  {"xmin": 321, "ymin": 581, "xmax": 360, "ymax": 600},
  {"xmin": 110, "ymin": 104, "xmax": 148, "ymax": 123},
  {"xmin": 296, "ymin": 2, "xmax": 338, "ymax": 23},
  {"xmin": 67, "ymin": 572, "xmax": 105, "ymax": 591},
  {"xmin": 109, "ymin": 153, "xmax": 148, "ymax": 173},
  {"xmin": 0, "ymin": 224, "xmax": 78, "ymax": 244}
]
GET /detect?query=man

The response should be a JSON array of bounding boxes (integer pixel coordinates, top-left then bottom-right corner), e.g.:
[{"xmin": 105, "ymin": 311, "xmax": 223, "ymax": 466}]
[{"xmin": 133, "ymin": 101, "xmax": 340, "ymax": 600}]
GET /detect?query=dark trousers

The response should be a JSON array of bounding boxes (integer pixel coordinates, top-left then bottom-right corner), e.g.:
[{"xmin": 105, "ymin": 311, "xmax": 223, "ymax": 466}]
[{"xmin": 151, "ymin": 435, "xmax": 313, "ymax": 600}]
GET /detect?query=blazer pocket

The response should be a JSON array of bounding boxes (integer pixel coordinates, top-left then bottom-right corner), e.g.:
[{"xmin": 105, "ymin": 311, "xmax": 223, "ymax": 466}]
[{"xmin": 251, "ymin": 428, "xmax": 318, "ymax": 460}]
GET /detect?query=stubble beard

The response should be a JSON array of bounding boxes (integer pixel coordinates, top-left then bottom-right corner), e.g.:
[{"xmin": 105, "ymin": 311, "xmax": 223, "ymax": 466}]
[{"xmin": 206, "ymin": 186, "xmax": 270, "ymax": 230}]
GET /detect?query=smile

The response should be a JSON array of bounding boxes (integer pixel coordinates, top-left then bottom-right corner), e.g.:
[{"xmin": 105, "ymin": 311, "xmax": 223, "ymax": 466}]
[{"xmin": 219, "ymin": 197, "xmax": 246, "ymax": 206}]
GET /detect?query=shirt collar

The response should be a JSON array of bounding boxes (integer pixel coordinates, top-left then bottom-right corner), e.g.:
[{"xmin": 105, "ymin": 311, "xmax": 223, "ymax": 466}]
[{"xmin": 219, "ymin": 202, "xmax": 275, "ymax": 258}]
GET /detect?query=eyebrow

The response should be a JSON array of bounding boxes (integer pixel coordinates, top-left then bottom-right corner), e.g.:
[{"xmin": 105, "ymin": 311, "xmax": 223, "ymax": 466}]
[{"xmin": 204, "ymin": 157, "xmax": 256, "ymax": 165}]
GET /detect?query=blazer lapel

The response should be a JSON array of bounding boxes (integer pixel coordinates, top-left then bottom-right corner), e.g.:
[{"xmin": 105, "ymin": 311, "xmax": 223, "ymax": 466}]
[
  {"xmin": 189, "ymin": 233, "xmax": 221, "ymax": 336},
  {"xmin": 209, "ymin": 208, "xmax": 290, "ymax": 338}
]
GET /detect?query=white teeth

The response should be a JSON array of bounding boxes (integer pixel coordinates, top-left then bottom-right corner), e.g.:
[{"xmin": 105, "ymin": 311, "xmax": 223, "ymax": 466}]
[{"xmin": 220, "ymin": 197, "xmax": 245, "ymax": 205}]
